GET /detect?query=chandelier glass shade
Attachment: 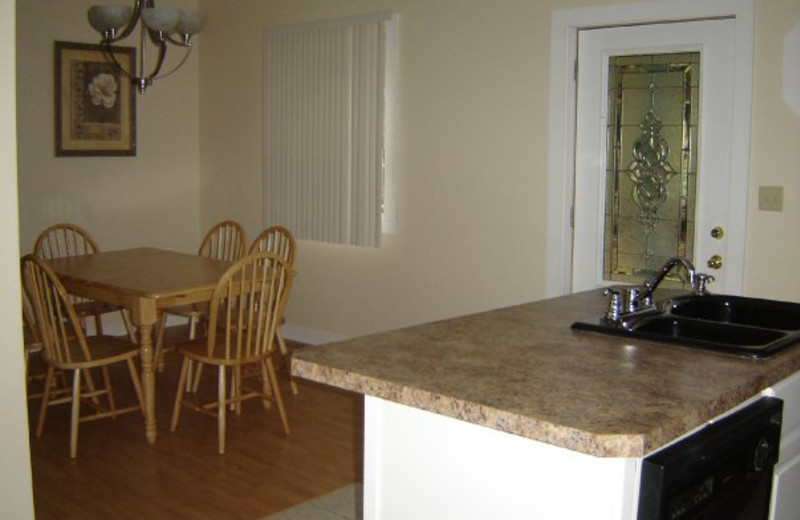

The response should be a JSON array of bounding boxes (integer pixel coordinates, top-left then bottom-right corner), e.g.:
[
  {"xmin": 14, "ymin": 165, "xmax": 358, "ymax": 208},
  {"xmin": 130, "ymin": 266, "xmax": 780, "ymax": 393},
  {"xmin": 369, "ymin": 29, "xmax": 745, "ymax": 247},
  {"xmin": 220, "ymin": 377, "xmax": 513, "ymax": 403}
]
[{"xmin": 88, "ymin": 1, "xmax": 205, "ymax": 93}]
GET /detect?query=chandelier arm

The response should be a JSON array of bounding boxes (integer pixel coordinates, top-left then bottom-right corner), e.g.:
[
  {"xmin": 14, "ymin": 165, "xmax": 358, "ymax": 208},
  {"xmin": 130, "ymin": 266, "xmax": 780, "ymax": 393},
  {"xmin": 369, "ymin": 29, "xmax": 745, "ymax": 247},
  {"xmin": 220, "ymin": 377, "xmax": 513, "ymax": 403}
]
[
  {"xmin": 149, "ymin": 46, "xmax": 193, "ymax": 83},
  {"xmin": 144, "ymin": 42, "xmax": 169, "ymax": 84},
  {"xmin": 119, "ymin": 31, "xmax": 189, "ymax": 92},
  {"xmin": 99, "ymin": 43, "xmax": 138, "ymax": 82}
]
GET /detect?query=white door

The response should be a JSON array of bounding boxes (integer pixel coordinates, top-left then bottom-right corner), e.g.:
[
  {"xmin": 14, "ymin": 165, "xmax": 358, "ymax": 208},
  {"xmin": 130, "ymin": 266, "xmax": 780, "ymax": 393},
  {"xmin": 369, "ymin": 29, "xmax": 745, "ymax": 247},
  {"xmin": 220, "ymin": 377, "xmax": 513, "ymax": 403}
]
[{"xmin": 571, "ymin": 19, "xmax": 742, "ymax": 293}]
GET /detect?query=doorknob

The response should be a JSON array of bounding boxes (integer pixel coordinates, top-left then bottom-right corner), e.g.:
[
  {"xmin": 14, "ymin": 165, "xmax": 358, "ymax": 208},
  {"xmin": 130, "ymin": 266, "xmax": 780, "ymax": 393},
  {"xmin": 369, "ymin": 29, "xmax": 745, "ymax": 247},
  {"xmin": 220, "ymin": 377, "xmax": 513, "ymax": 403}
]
[
  {"xmin": 707, "ymin": 255, "xmax": 723, "ymax": 270},
  {"xmin": 710, "ymin": 227, "xmax": 724, "ymax": 239}
]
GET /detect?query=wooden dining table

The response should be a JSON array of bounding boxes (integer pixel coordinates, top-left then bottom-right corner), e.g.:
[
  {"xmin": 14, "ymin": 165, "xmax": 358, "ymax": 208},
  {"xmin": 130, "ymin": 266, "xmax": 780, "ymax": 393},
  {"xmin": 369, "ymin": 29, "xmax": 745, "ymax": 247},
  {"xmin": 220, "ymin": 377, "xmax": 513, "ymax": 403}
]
[{"xmin": 44, "ymin": 247, "xmax": 233, "ymax": 444}]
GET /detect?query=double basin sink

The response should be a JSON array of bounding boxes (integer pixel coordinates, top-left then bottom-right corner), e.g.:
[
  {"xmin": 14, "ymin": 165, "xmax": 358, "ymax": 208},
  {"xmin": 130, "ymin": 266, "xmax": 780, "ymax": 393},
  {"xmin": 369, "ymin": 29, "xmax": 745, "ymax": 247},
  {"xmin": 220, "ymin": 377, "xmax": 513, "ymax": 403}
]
[{"xmin": 572, "ymin": 293, "xmax": 800, "ymax": 358}]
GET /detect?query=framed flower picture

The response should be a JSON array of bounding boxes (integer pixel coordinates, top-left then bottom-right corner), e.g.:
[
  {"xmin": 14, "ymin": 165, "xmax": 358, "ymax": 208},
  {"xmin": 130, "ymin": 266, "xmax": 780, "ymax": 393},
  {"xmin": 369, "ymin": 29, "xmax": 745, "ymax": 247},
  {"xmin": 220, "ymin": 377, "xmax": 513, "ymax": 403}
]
[{"xmin": 54, "ymin": 41, "xmax": 136, "ymax": 156}]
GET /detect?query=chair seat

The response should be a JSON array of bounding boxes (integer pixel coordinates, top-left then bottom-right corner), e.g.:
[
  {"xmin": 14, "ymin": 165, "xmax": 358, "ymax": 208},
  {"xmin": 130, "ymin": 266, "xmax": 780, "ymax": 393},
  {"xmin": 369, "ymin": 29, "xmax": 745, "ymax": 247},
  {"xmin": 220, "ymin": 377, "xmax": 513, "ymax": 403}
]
[
  {"xmin": 47, "ymin": 335, "xmax": 140, "ymax": 371},
  {"xmin": 176, "ymin": 336, "xmax": 268, "ymax": 367}
]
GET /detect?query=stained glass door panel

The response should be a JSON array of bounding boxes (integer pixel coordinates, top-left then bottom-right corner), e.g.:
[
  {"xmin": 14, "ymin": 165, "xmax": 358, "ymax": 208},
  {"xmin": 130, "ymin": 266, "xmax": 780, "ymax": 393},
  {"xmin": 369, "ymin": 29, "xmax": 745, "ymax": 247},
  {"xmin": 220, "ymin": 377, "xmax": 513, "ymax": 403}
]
[{"xmin": 604, "ymin": 53, "xmax": 699, "ymax": 284}]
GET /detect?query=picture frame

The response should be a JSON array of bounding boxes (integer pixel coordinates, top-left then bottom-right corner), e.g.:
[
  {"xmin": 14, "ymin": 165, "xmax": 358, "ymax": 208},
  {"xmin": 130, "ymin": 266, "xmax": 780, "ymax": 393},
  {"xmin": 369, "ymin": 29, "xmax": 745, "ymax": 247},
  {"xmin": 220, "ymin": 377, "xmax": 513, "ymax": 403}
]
[{"xmin": 54, "ymin": 41, "xmax": 136, "ymax": 156}]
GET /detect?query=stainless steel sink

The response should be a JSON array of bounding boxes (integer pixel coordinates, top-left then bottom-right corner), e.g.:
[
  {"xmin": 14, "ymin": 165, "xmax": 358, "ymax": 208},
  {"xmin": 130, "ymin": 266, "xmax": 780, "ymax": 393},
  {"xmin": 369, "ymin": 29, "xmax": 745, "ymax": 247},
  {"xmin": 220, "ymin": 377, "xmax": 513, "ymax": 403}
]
[{"xmin": 572, "ymin": 293, "xmax": 800, "ymax": 358}]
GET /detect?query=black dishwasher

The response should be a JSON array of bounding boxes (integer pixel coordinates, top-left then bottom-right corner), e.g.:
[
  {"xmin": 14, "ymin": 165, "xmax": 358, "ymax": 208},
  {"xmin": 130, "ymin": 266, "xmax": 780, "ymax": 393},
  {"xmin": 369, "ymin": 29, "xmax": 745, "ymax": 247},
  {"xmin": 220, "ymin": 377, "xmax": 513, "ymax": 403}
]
[{"xmin": 638, "ymin": 396, "xmax": 783, "ymax": 520}]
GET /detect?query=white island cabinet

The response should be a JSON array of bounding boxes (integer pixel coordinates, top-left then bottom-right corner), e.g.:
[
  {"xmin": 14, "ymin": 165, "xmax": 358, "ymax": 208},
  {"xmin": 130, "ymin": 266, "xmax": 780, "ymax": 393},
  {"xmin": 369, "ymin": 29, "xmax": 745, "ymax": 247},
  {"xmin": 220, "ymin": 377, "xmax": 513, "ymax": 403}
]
[
  {"xmin": 363, "ymin": 396, "xmax": 640, "ymax": 520},
  {"xmin": 364, "ymin": 369, "xmax": 800, "ymax": 520}
]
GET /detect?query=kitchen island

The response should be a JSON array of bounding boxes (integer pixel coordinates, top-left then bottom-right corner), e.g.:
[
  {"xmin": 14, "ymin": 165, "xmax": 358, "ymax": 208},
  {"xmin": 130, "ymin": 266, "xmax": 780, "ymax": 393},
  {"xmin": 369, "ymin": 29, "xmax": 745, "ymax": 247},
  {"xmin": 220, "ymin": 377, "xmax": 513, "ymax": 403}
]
[{"xmin": 292, "ymin": 290, "xmax": 800, "ymax": 519}]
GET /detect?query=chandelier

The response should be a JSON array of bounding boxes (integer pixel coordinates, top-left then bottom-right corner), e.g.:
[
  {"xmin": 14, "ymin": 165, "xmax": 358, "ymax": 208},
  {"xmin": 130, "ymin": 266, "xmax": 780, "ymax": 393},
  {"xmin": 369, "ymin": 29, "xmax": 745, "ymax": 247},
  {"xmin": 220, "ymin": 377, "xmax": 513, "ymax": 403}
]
[{"xmin": 87, "ymin": 1, "xmax": 205, "ymax": 93}]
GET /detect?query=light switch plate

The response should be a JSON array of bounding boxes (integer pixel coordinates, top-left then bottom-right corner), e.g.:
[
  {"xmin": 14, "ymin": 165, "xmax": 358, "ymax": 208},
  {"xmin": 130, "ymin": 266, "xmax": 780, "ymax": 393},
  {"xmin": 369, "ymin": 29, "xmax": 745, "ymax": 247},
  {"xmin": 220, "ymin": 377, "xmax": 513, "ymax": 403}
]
[{"xmin": 758, "ymin": 186, "xmax": 784, "ymax": 212}]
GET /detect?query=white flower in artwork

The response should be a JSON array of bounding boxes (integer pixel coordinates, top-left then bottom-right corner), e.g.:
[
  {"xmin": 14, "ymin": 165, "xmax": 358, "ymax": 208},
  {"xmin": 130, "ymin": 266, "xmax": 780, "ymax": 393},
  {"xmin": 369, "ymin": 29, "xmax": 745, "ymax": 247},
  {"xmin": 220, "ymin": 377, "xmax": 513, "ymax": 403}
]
[{"xmin": 88, "ymin": 73, "xmax": 118, "ymax": 108}]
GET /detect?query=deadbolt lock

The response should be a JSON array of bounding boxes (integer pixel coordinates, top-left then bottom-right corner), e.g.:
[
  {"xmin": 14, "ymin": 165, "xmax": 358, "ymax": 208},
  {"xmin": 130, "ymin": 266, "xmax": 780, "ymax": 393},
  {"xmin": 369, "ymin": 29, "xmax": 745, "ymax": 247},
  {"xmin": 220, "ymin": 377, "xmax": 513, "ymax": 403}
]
[
  {"xmin": 710, "ymin": 227, "xmax": 724, "ymax": 239},
  {"xmin": 707, "ymin": 255, "xmax": 723, "ymax": 270}
]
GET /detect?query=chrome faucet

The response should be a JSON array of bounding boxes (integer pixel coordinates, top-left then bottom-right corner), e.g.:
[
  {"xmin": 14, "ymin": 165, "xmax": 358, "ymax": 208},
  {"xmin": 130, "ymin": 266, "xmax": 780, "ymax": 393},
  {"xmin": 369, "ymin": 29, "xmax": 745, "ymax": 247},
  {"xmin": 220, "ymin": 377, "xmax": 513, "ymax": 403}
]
[
  {"xmin": 603, "ymin": 257, "xmax": 699, "ymax": 323},
  {"xmin": 639, "ymin": 256, "xmax": 697, "ymax": 304}
]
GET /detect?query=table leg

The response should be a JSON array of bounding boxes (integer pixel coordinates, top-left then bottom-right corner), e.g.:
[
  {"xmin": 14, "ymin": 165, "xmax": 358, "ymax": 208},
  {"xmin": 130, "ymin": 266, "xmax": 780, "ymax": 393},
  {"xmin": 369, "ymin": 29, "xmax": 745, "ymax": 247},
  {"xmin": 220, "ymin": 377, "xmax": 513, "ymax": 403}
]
[
  {"xmin": 131, "ymin": 299, "xmax": 159, "ymax": 445},
  {"xmin": 138, "ymin": 320, "xmax": 157, "ymax": 444}
]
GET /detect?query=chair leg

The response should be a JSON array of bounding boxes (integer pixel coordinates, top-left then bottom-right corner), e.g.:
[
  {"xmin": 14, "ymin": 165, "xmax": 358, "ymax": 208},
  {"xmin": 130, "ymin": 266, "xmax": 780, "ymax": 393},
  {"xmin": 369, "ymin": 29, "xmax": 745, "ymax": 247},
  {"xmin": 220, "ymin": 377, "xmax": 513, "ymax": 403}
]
[
  {"xmin": 265, "ymin": 358, "xmax": 290, "ymax": 434},
  {"xmin": 36, "ymin": 366, "xmax": 55, "ymax": 437},
  {"xmin": 101, "ymin": 366, "xmax": 116, "ymax": 413},
  {"xmin": 260, "ymin": 361, "xmax": 273, "ymax": 410},
  {"xmin": 188, "ymin": 314, "xmax": 199, "ymax": 339},
  {"xmin": 82, "ymin": 367, "xmax": 101, "ymax": 406},
  {"xmin": 276, "ymin": 329, "xmax": 299, "ymax": 395},
  {"xmin": 154, "ymin": 312, "xmax": 167, "ymax": 373},
  {"xmin": 218, "ymin": 365, "xmax": 227, "ymax": 455},
  {"xmin": 93, "ymin": 313, "xmax": 104, "ymax": 336},
  {"xmin": 185, "ymin": 360, "xmax": 194, "ymax": 392},
  {"xmin": 170, "ymin": 357, "xmax": 190, "ymax": 432},
  {"xmin": 70, "ymin": 369, "xmax": 82, "ymax": 458},
  {"xmin": 231, "ymin": 366, "xmax": 243, "ymax": 414},
  {"xmin": 228, "ymin": 368, "xmax": 236, "ymax": 412},
  {"xmin": 121, "ymin": 309, "xmax": 137, "ymax": 343},
  {"xmin": 178, "ymin": 315, "xmax": 201, "ymax": 391},
  {"xmin": 187, "ymin": 315, "xmax": 208, "ymax": 392},
  {"xmin": 126, "ymin": 358, "xmax": 145, "ymax": 414},
  {"xmin": 191, "ymin": 363, "xmax": 204, "ymax": 393}
]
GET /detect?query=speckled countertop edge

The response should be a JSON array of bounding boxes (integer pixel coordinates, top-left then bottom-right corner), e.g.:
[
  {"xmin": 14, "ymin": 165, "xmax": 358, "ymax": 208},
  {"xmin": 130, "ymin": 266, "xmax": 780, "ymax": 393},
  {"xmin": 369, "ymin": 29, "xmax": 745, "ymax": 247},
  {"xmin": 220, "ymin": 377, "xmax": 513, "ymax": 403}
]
[
  {"xmin": 292, "ymin": 358, "xmax": 653, "ymax": 457},
  {"xmin": 292, "ymin": 291, "xmax": 800, "ymax": 458}
]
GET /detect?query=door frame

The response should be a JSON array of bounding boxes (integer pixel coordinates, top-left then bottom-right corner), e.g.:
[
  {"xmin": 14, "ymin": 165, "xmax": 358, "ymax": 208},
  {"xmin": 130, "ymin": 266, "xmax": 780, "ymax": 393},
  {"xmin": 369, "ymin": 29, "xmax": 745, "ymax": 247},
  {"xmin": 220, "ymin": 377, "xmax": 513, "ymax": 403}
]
[{"xmin": 545, "ymin": 0, "xmax": 755, "ymax": 297}]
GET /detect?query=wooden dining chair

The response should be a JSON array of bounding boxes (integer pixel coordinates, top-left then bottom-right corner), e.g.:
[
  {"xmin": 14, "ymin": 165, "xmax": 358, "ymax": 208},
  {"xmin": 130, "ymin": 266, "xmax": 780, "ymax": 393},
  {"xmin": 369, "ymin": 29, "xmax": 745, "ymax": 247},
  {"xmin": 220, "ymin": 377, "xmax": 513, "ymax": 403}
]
[
  {"xmin": 191, "ymin": 225, "xmax": 299, "ymax": 393},
  {"xmin": 248, "ymin": 226, "xmax": 299, "ymax": 394},
  {"xmin": 154, "ymin": 220, "xmax": 247, "ymax": 373},
  {"xmin": 170, "ymin": 251, "xmax": 292, "ymax": 454},
  {"xmin": 21, "ymin": 255, "xmax": 144, "ymax": 458},
  {"xmin": 33, "ymin": 223, "xmax": 135, "ymax": 341},
  {"xmin": 21, "ymin": 263, "xmax": 73, "ymax": 401}
]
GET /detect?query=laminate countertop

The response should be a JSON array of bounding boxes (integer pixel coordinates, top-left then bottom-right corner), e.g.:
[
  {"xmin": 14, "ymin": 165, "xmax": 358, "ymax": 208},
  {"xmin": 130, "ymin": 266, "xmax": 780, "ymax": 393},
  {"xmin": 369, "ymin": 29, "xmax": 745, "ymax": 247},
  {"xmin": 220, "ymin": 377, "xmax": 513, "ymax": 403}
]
[{"xmin": 291, "ymin": 290, "xmax": 800, "ymax": 458}]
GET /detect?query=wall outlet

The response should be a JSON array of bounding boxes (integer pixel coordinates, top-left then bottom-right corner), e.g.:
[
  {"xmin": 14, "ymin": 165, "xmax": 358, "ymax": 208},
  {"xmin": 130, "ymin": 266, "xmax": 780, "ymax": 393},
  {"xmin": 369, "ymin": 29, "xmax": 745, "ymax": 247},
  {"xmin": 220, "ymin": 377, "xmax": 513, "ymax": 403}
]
[{"xmin": 758, "ymin": 186, "xmax": 784, "ymax": 212}]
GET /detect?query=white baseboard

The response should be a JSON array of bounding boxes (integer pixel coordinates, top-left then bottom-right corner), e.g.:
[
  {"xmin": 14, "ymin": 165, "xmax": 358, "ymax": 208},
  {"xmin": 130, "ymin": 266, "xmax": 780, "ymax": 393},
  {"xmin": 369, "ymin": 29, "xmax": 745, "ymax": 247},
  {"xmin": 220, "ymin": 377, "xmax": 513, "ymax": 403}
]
[{"xmin": 280, "ymin": 324, "xmax": 349, "ymax": 346}]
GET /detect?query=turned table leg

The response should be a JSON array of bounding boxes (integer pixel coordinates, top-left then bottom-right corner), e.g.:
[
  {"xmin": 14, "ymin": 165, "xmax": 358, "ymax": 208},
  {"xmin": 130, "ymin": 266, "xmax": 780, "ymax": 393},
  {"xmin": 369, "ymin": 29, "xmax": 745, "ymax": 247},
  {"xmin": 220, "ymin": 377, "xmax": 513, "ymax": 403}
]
[{"xmin": 133, "ymin": 299, "xmax": 158, "ymax": 445}]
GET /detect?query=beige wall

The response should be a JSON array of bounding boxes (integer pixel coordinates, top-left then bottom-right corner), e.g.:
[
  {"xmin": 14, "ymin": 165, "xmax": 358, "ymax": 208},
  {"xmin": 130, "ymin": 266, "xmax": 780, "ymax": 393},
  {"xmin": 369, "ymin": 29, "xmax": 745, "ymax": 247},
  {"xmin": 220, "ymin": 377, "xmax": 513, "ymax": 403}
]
[
  {"xmin": 2, "ymin": 1, "xmax": 35, "ymax": 518},
  {"xmin": 746, "ymin": 1, "xmax": 800, "ymax": 298},
  {"xmin": 198, "ymin": 0, "xmax": 800, "ymax": 338},
  {"xmin": 13, "ymin": 0, "xmax": 800, "ymax": 342},
  {"xmin": 16, "ymin": 0, "xmax": 202, "ymax": 255},
  {"xmin": 200, "ymin": 0, "xmax": 560, "ymax": 338}
]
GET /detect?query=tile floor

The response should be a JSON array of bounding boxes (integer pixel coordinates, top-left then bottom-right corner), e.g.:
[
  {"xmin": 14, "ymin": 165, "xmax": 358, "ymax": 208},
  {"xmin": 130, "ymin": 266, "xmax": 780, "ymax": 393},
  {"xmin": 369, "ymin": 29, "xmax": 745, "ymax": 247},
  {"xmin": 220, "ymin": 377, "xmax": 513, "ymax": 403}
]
[{"xmin": 262, "ymin": 484, "xmax": 363, "ymax": 520}]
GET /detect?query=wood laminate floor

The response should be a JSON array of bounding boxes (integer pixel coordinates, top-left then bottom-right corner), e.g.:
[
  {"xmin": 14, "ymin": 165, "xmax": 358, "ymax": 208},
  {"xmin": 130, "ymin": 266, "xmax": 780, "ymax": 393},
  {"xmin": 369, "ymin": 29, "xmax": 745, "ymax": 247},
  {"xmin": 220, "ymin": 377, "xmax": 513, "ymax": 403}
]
[{"xmin": 27, "ymin": 339, "xmax": 364, "ymax": 520}]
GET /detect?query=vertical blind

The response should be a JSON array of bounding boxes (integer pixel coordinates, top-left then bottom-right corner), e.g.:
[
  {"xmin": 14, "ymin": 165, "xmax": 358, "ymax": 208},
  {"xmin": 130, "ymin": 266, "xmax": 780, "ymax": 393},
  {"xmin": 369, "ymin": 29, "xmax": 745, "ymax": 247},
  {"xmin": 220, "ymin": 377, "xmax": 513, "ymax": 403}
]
[{"xmin": 263, "ymin": 13, "xmax": 396, "ymax": 247}]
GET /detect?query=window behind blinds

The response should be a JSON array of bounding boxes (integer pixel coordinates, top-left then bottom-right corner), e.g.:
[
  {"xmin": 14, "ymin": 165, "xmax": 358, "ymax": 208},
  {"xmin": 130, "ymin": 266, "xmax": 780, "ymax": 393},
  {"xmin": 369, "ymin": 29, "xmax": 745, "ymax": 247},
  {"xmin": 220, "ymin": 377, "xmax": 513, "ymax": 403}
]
[{"xmin": 263, "ymin": 13, "xmax": 397, "ymax": 247}]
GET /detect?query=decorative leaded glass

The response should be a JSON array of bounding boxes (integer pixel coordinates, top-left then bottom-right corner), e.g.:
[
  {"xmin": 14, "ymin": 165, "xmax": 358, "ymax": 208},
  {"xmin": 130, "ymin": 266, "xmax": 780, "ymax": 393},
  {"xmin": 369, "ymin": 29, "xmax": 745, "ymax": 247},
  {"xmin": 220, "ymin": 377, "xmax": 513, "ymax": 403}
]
[{"xmin": 603, "ymin": 52, "xmax": 699, "ymax": 283}]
